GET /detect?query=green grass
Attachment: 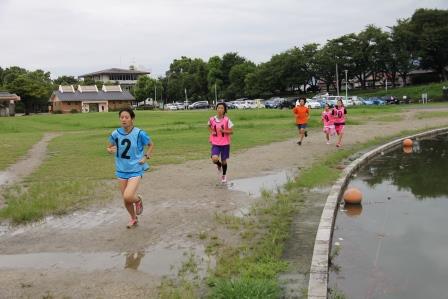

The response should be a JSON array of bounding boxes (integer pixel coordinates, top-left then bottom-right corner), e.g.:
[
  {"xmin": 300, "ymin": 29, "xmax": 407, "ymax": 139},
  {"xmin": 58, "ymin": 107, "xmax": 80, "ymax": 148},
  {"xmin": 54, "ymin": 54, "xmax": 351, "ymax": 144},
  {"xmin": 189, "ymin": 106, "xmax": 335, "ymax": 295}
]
[
  {"xmin": 0, "ymin": 132, "xmax": 43, "ymax": 170},
  {"xmin": 0, "ymin": 105, "xmax": 445, "ymax": 224},
  {"xmin": 0, "ymin": 109, "xmax": 315, "ymax": 223},
  {"xmin": 349, "ymin": 81, "xmax": 448, "ymax": 101}
]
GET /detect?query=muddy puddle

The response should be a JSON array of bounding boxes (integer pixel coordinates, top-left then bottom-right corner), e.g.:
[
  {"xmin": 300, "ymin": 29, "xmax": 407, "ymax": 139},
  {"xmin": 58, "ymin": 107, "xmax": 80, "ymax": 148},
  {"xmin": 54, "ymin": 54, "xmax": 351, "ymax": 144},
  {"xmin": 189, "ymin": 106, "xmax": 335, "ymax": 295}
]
[
  {"xmin": 228, "ymin": 169, "xmax": 296, "ymax": 198},
  {"xmin": 0, "ymin": 207, "xmax": 122, "ymax": 237},
  {"xmin": 0, "ymin": 241, "xmax": 214, "ymax": 277}
]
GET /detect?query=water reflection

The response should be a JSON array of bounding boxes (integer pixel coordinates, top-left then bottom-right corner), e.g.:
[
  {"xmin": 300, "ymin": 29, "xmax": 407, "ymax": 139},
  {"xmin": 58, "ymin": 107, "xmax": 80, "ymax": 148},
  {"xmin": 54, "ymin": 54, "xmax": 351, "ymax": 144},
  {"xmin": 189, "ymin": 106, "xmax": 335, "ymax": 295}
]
[
  {"xmin": 344, "ymin": 204, "xmax": 363, "ymax": 217},
  {"xmin": 360, "ymin": 134, "xmax": 448, "ymax": 199},
  {"xmin": 125, "ymin": 251, "xmax": 145, "ymax": 270}
]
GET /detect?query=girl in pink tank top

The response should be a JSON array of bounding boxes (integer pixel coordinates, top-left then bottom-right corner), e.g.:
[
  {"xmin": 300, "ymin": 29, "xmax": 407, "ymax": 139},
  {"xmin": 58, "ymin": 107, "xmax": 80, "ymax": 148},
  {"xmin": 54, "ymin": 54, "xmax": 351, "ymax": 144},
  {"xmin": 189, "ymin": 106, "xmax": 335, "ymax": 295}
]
[
  {"xmin": 332, "ymin": 99, "xmax": 347, "ymax": 147},
  {"xmin": 321, "ymin": 103, "xmax": 335, "ymax": 144},
  {"xmin": 208, "ymin": 103, "xmax": 234, "ymax": 183}
]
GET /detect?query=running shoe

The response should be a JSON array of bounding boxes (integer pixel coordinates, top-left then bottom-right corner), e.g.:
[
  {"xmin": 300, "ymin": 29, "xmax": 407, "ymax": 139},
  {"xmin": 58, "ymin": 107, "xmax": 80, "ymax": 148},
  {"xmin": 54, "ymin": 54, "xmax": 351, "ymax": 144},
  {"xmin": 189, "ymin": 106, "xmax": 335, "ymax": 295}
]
[
  {"xmin": 135, "ymin": 194, "xmax": 143, "ymax": 215},
  {"xmin": 305, "ymin": 131, "xmax": 308, "ymax": 137},
  {"xmin": 221, "ymin": 175, "xmax": 227, "ymax": 183},
  {"xmin": 297, "ymin": 141, "xmax": 302, "ymax": 146},
  {"xmin": 126, "ymin": 217, "xmax": 138, "ymax": 229},
  {"xmin": 326, "ymin": 141, "xmax": 330, "ymax": 145}
]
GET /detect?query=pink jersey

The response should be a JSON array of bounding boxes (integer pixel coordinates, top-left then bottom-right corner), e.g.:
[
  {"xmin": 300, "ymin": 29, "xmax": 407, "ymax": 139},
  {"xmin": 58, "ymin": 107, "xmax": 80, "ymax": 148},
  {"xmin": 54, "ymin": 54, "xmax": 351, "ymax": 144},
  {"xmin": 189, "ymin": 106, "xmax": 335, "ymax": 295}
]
[
  {"xmin": 322, "ymin": 111, "xmax": 333, "ymax": 126},
  {"xmin": 332, "ymin": 107, "xmax": 347, "ymax": 124},
  {"xmin": 209, "ymin": 116, "xmax": 233, "ymax": 145}
]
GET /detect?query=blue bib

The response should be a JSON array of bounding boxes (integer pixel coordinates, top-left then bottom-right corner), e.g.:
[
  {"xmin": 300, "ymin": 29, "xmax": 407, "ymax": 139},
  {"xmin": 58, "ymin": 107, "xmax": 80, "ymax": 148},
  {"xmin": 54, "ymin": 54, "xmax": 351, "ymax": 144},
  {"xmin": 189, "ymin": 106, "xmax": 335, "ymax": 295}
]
[{"xmin": 108, "ymin": 127, "xmax": 151, "ymax": 176}]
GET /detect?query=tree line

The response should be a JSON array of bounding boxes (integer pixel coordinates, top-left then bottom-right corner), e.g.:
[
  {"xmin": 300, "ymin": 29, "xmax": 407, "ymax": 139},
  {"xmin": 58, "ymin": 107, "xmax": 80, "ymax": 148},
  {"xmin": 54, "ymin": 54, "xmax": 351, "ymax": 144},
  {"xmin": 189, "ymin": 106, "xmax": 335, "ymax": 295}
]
[{"xmin": 1, "ymin": 8, "xmax": 447, "ymax": 112}]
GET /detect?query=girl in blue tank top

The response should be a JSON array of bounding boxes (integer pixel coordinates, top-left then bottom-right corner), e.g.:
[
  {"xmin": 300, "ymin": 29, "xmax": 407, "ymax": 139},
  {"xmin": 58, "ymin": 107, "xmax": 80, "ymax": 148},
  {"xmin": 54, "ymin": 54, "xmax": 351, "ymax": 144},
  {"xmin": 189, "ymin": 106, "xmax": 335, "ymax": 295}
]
[{"xmin": 107, "ymin": 108, "xmax": 154, "ymax": 228}]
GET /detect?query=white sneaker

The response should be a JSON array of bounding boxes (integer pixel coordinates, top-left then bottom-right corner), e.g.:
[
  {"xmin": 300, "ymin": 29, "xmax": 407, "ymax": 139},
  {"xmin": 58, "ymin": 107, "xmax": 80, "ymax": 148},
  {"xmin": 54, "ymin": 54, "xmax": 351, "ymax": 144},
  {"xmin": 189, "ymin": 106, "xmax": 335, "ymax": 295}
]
[
  {"xmin": 326, "ymin": 141, "xmax": 330, "ymax": 145},
  {"xmin": 221, "ymin": 175, "xmax": 227, "ymax": 183}
]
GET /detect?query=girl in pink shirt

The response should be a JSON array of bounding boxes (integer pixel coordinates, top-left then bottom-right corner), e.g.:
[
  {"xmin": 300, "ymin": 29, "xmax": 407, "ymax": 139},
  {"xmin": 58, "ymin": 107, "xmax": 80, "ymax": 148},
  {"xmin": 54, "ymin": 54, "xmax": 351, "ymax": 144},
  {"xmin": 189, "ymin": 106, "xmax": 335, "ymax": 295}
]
[
  {"xmin": 321, "ymin": 103, "xmax": 335, "ymax": 144},
  {"xmin": 332, "ymin": 99, "xmax": 347, "ymax": 147},
  {"xmin": 208, "ymin": 103, "xmax": 234, "ymax": 183}
]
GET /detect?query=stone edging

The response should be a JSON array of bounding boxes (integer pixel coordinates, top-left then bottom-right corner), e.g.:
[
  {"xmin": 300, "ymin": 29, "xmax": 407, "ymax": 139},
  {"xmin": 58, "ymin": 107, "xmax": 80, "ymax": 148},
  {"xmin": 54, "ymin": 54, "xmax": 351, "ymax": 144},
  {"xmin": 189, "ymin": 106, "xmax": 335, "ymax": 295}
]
[{"xmin": 307, "ymin": 127, "xmax": 448, "ymax": 299}]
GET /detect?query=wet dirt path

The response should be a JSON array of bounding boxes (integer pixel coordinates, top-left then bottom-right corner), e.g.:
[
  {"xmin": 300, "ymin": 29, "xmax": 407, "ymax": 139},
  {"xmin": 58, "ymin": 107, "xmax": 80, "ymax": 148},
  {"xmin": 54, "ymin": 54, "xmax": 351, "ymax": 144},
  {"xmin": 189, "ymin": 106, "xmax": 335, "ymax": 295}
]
[{"xmin": 0, "ymin": 109, "xmax": 447, "ymax": 298}]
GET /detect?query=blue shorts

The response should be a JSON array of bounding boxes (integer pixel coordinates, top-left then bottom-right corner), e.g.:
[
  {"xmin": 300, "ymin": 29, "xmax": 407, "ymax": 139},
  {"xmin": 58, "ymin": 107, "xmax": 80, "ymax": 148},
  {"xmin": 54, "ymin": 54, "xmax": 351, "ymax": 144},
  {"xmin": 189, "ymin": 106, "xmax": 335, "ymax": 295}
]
[
  {"xmin": 211, "ymin": 145, "xmax": 230, "ymax": 161},
  {"xmin": 297, "ymin": 123, "xmax": 307, "ymax": 129},
  {"xmin": 116, "ymin": 171, "xmax": 143, "ymax": 180}
]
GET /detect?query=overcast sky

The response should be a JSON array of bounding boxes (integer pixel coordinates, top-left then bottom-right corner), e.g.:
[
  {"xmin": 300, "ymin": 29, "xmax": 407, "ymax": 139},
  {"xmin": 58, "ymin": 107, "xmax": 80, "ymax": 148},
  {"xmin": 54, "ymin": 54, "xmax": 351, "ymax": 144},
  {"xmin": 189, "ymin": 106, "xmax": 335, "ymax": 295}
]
[{"xmin": 1, "ymin": 0, "xmax": 447, "ymax": 78}]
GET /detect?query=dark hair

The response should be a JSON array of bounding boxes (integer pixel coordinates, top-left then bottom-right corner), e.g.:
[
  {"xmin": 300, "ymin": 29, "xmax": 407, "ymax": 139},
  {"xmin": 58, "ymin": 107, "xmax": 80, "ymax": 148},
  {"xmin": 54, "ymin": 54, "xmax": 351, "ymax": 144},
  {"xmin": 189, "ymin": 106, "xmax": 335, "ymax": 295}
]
[
  {"xmin": 299, "ymin": 97, "xmax": 307, "ymax": 104},
  {"xmin": 118, "ymin": 108, "xmax": 135, "ymax": 119},
  {"xmin": 216, "ymin": 102, "xmax": 227, "ymax": 114}
]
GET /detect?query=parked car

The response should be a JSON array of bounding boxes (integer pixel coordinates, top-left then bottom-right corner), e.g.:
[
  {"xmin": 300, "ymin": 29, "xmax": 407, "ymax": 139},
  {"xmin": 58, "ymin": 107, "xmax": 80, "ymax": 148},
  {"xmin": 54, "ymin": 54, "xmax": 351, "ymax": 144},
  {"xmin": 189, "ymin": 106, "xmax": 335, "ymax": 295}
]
[
  {"xmin": 164, "ymin": 103, "xmax": 178, "ymax": 110},
  {"xmin": 278, "ymin": 98, "xmax": 296, "ymax": 109},
  {"xmin": 362, "ymin": 99, "xmax": 375, "ymax": 105},
  {"xmin": 383, "ymin": 96, "xmax": 400, "ymax": 105},
  {"xmin": 306, "ymin": 99, "xmax": 321, "ymax": 109},
  {"xmin": 349, "ymin": 96, "xmax": 364, "ymax": 106},
  {"xmin": 174, "ymin": 102, "xmax": 186, "ymax": 110},
  {"xmin": 188, "ymin": 101, "xmax": 210, "ymax": 109},
  {"xmin": 233, "ymin": 100, "xmax": 249, "ymax": 109},
  {"xmin": 265, "ymin": 98, "xmax": 282, "ymax": 109}
]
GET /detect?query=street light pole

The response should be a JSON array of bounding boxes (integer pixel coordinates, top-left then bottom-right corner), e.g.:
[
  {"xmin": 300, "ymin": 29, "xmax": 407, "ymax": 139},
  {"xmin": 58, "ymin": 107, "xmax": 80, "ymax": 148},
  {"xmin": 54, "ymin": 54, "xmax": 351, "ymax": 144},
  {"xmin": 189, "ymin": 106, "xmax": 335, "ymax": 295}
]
[
  {"xmin": 214, "ymin": 83, "xmax": 217, "ymax": 105},
  {"xmin": 345, "ymin": 69, "xmax": 348, "ymax": 101},
  {"xmin": 336, "ymin": 63, "xmax": 339, "ymax": 96}
]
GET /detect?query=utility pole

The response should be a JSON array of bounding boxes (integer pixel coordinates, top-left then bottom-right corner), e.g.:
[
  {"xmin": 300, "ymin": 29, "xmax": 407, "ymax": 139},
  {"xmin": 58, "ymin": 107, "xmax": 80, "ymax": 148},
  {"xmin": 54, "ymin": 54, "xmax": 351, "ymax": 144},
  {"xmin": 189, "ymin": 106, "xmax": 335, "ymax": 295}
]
[
  {"xmin": 345, "ymin": 69, "xmax": 348, "ymax": 101},
  {"xmin": 336, "ymin": 63, "xmax": 339, "ymax": 96},
  {"xmin": 214, "ymin": 83, "xmax": 217, "ymax": 105}
]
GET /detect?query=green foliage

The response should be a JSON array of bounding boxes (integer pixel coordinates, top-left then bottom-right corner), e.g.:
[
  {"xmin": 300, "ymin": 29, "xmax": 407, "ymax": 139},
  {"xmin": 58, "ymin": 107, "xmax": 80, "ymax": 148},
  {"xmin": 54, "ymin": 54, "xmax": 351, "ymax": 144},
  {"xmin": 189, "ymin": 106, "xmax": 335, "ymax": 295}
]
[
  {"xmin": 209, "ymin": 277, "xmax": 281, "ymax": 299},
  {"xmin": 133, "ymin": 76, "xmax": 162, "ymax": 101},
  {"xmin": 53, "ymin": 75, "xmax": 78, "ymax": 86},
  {"xmin": 409, "ymin": 8, "xmax": 448, "ymax": 81},
  {"xmin": 3, "ymin": 67, "xmax": 53, "ymax": 115}
]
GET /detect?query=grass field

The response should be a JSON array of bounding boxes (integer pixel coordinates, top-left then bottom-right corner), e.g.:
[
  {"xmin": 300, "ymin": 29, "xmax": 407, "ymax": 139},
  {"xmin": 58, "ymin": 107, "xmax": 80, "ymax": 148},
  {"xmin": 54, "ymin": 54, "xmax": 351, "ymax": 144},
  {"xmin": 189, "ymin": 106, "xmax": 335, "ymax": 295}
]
[
  {"xmin": 0, "ymin": 104, "xmax": 439, "ymax": 223},
  {"xmin": 349, "ymin": 81, "xmax": 448, "ymax": 101}
]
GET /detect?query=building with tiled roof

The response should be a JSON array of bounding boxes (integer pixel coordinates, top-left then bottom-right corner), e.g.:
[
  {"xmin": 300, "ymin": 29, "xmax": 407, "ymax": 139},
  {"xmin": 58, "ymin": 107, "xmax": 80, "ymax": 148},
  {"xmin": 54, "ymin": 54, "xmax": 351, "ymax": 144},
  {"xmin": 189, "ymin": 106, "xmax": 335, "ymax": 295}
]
[
  {"xmin": 50, "ymin": 85, "xmax": 135, "ymax": 113},
  {"xmin": 0, "ymin": 91, "xmax": 21, "ymax": 116}
]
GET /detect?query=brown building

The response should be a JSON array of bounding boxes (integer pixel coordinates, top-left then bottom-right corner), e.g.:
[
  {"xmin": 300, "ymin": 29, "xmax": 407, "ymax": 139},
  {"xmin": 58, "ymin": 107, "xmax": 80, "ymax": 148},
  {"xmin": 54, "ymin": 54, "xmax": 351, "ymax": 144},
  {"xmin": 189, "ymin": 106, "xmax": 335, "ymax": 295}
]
[
  {"xmin": 50, "ymin": 85, "xmax": 135, "ymax": 113},
  {"xmin": 0, "ymin": 91, "xmax": 21, "ymax": 116}
]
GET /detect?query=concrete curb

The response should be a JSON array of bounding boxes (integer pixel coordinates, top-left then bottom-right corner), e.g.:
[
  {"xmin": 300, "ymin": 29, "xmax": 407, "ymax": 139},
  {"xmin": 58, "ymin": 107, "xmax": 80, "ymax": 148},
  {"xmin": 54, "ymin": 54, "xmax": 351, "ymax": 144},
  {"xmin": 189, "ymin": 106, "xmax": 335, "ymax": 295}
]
[{"xmin": 307, "ymin": 127, "xmax": 448, "ymax": 299}]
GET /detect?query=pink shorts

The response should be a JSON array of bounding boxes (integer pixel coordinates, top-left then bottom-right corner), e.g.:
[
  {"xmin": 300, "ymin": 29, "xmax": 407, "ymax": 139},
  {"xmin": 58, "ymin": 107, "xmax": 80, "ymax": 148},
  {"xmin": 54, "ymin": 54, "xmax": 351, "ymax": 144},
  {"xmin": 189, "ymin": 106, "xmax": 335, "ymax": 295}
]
[
  {"xmin": 323, "ymin": 125, "xmax": 336, "ymax": 136},
  {"xmin": 335, "ymin": 124, "xmax": 345, "ymax": 135}
]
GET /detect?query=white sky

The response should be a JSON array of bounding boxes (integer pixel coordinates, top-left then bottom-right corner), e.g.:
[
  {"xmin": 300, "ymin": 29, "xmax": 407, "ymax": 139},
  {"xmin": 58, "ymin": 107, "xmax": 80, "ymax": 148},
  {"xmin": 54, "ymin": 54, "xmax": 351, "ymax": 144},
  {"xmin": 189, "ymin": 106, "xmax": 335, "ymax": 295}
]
[{"xmin": 0, "ymin": 0, "xmax": 447, "ymax": 78}]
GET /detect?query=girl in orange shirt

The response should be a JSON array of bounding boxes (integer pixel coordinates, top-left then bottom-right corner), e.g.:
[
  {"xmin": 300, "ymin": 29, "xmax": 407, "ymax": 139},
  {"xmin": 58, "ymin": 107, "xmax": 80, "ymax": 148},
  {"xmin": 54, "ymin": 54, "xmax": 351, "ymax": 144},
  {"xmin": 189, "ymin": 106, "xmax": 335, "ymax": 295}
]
[{"xmin": 292, "ymin": 97, "xmax": 310, "ymax": 145}]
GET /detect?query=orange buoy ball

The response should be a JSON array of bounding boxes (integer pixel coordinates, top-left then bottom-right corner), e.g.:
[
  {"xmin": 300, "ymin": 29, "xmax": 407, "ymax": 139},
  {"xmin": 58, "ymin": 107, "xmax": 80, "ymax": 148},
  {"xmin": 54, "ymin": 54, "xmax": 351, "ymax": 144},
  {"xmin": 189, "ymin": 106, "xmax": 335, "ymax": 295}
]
[
  {"xmin": 343, "ymin": 187, "xmax": 363, "ymax": 204},
  {"xmin": 403, "ymin": 138, "xmax": 413, "ymax": 147},
  {"xmin": 403, "ymin": 146, "xmax": 413, "ymax": 154}
]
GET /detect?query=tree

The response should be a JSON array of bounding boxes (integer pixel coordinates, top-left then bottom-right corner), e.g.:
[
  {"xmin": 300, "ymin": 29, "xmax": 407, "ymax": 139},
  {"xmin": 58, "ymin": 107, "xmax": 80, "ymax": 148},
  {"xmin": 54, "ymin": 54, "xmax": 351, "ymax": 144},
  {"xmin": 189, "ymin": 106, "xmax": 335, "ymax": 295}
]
[
  {"xmin": 409, "ymin": 8, "xmax": 448, "ymax": 81},
  {"xmin": 6, "ymin": 69, "xmax": 53, "ymax": 115},
  {"xmin": 53, "ymin": 76, "xmax": 78, "ymax": 86},
  {"xmin": 391, "ymin": 19, "xmax": 417, "ymax": 86},
  {"xmin": 226, "ymin": 62, "xmax": 256, "ymax": 99}
]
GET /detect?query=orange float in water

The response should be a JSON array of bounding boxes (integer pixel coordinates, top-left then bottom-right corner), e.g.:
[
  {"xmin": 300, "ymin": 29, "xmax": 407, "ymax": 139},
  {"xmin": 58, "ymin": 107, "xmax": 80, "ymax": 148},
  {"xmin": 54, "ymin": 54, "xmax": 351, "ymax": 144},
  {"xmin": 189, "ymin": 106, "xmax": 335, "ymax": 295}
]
[
  {"xmin": 403, "ymin": 146, "xmax": 413, "ymax": 154},
  {"xmin": 403, "ymin": 138, "xmax": 413, "ymax": 147},
  {"xmin": 343, "ymin": 187, "xmax": 363, "ymax": 204}
]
